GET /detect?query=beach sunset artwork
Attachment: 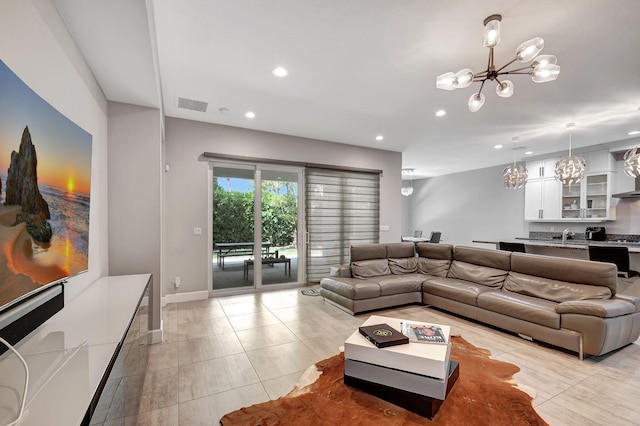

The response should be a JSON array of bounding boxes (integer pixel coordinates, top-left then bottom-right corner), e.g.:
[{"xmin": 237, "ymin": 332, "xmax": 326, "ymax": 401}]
[{"xmin": 0, "ymin": 60, "xmax": 92, "ymax": 310}]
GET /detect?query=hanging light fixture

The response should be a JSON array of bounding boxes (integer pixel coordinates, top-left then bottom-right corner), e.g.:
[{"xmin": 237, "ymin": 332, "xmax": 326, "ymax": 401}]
[
  {"xmin": 503, "ymin": 137, "xmax": 528, "ymax": 189},
  {"xmin": 554, "ymin": 123, "xmax": 586, "ymax": 185},
  {"xmin": 624, "ymin": 147, "xmax": 640, "ymax": 178},
  {"xmin": 623, "ymin": 107, "xmax": 640, "ymax": 178},
  {"xmin": 436, "ymin": 14, "xmax": 560, "ymax": 112},
  {"xmin": 401, "ymin": 168, "xmax": 415, "ymax": 196}
]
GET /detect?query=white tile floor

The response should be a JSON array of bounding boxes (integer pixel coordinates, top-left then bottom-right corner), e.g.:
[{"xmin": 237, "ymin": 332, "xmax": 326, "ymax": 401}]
[{"xmin": 123, "ymin": 286, "xmax": 640, "ymax": 425}]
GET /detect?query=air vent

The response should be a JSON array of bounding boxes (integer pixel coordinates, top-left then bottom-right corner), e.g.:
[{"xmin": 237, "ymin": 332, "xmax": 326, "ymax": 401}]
[{"xmin": 177, "ymin": 97, "xmax": 208, "ymax": 112}]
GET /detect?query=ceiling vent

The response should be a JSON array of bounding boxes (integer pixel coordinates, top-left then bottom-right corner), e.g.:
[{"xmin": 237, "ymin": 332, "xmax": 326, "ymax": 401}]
[{"xmin": 177, "ymin": 97, "xmax": 208, "ymax": 112}]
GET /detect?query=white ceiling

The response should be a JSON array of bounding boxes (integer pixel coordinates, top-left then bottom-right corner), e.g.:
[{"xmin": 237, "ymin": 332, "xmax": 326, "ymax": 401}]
[{"xmin": 53, "ymin": 0, "xmax": 640, "ymax": 178}]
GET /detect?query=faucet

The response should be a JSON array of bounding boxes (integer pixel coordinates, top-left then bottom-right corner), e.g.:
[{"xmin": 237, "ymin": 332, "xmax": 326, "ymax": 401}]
[{"xmin": 562, "ymin": 228, "xmax": 575, "ymax": 244}]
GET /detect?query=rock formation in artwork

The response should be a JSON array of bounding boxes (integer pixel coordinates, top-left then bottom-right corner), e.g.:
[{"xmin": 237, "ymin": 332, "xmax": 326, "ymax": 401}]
[{"xmin": 5, "ymin": 126, "xmax": 52, "ymax": 242}]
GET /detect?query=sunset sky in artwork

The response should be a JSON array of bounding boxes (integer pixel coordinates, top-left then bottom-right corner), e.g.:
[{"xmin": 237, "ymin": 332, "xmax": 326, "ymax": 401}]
[{"xmin": 0, "ymin": 60, "xmax": 92, "ymax": 195}]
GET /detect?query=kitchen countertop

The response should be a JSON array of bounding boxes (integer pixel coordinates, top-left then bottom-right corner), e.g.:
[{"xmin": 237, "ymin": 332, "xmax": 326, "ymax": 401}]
[{"xmin": 472, "ymin": 239, "xmax": 640, "ymax": 253}]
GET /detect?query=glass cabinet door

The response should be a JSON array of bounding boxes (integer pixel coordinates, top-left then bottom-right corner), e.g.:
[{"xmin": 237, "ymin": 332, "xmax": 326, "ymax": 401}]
[
  {"xmin": 585, "ymin": 174, "xmax": 608, "ymax": 219},
  {"xmin": 561, "ymin": 182, "xmax": 582, "ymax": 219}
]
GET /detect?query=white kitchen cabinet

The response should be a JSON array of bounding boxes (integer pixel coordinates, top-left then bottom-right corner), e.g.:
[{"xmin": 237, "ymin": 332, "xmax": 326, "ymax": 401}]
[
  {"xmin": 561, "ymin": 172, "xmax": 615, "ymax": 221},
  {"xmin": 524, "ymin": 158, "xmax": 562, "ymax": 220}
]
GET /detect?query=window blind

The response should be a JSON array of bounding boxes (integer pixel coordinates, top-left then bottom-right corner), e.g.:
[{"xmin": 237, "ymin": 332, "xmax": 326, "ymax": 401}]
[{"xmin": 306, "ymin": 168, "xmax": 380, "ymax": 282}]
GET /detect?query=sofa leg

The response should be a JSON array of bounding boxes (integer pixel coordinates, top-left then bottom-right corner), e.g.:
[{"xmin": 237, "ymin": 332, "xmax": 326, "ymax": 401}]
[{"xmin": 579, "ymin": 336, "xmax": 584, "ymax": 361}]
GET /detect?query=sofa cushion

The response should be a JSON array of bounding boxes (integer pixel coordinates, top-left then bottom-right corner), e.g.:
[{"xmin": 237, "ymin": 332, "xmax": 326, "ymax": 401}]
[
  {"xmin": 454, "ymin": 246, "xmax": 511, "ymax": 270},
  {"xmin": 351, "ymin": 259, "xmax": 390, "ymax": 279},
  {"xmin": 389, "ymin": 257, "xmax": 418, "ymax": 274},
  {"xmin": 510, "ymin": 252, "xmax": 617, "ymax": 295},
  {"xmin": 350, "ymin": 244, "xmax": 387, "ymax": 262},
  {"xmin": 386, "ymin": 243, "xmax": 416, "ymax": 258},
  {"xmin": 422, "ymin": 277, "xmax": 495, "ymax": 306},
  {"xmin": 504, "ymin": 272, "xmax": 611, "ymax": 303},
  {"xmin": 320, "ymin": 277, "xmax": 381, "ymax": 300},
  {"xmin": 477, "ymin": 291, "xmax": 560, "ymax": 329},
  {"xmin": 556, "ymin": 298, "xmax": 637, "ymax": 318},
  {"xmin": 417, "ymin": 243, "xmax": 454, "ymax": 260},
  {"xmin": 377, "ymin": 274, "xmax": 424, "ymax": 295},
  {"xmin": 417, "ymin": 258, "xmax": 451, "ymax": 277},
  {"xmin": 447, "ymin": 261, "xmax": 508, "ymax": 288}
]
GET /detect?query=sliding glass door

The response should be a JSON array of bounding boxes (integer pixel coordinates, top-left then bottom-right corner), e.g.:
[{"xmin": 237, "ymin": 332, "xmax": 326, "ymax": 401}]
[{"xmin": 211, "ymin": 162, "xmax": 303, "ymax": 292}]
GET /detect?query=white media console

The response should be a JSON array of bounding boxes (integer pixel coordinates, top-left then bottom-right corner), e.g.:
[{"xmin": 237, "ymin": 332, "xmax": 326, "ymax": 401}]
[{"xmin": 0, "ymin": 274, "xmax": 151, "ymax": 425}]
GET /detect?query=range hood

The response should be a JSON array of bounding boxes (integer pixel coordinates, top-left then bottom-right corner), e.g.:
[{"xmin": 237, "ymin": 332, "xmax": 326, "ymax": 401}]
[
  {"xmin": 612, "ymin": 149, "xmax": 640, "ymax": 198},
  {"xmin": 613, "ymin": 176, "xmax": 640, "ymax": 198}
]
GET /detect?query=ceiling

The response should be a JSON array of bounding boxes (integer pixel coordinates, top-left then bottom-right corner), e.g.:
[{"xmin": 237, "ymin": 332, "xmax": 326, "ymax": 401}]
[{"xmin": 52, "ymin": 0, "xmax": 640, "ymax": 178}]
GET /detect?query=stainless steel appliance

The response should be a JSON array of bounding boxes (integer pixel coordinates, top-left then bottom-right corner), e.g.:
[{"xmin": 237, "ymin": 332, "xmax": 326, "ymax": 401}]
[{"xmin": 585, "ymin": 226, "xmax": 606, "ymax": 241}]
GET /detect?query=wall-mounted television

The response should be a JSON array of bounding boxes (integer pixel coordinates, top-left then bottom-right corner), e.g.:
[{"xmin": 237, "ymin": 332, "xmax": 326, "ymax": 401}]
[{"xmin": 0, "ymin": 59, "xmax": 92, "ymax": 350}]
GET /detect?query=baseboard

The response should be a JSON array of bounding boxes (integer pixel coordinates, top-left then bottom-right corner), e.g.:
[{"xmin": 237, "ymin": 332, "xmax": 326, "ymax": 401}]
[
  {"xmin": 163, "ymin": 290, "xmax": 209, "ymax": 304},
  {"xmin": 147, "ymin": 320, "xmax": 163, "ymax": 344}
]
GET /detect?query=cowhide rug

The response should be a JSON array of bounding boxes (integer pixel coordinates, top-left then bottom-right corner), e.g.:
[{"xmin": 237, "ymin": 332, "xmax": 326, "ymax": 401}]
[{"xmin": 220, "ymin": 337, "xmax": 547, "ymax": 425}]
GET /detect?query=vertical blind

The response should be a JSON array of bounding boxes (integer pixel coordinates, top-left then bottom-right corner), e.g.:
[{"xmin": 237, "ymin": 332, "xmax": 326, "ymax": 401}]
[{"xmin": 306, "ymin": 168, "xmax": 380, "ymax": 282}]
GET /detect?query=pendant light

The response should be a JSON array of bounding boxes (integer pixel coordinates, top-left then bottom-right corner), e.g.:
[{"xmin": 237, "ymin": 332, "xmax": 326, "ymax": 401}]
[
  {"xmin": 554, "ymin": 123, "xmax": 586, "ymax": 185},
  {"xmin": 503, "ymin": 137, "xmax": 528, "ymax": 189}
]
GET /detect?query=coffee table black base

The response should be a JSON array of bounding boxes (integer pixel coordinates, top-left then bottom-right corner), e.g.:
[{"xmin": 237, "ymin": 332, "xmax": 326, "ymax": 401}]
[{"xmin": 344, "ymin": 360, "xmax": 459, "ymax": 419}]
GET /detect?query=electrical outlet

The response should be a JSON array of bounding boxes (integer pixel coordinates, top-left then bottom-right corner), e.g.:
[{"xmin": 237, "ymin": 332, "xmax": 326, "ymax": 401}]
[
  {"xmin": 193, "ymin": 227, "xmax": 202, "ymax": 236},
  {"xmin": 175, "ymin": 277, "xmax": 181, "ymax": 288},
  {"xmin": 550, "ymin": 226, "xmax": 555, "ymax": 231}
]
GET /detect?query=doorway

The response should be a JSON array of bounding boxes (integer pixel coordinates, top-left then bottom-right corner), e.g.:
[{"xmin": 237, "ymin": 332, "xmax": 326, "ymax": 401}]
[{"xmin": 210, "ymin": 162, "xmax": 303, "ymax": 292}]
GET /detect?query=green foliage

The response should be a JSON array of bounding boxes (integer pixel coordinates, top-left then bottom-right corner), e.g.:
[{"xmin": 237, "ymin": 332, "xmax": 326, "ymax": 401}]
[{"xmin": 213, "ymin": 180, "xmax": 297, "ymax": 247}]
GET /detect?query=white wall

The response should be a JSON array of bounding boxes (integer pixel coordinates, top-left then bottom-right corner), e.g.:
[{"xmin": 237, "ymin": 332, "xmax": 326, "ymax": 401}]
[
  {"xmin": 408, "ymin": 165, "xmax": 528, "ymax": 246},
  {"xmin": 164, "ymin": 117, "xmax": 402, "ymax": 295},
  {"xmin": 0, "ymin": 0, "xmax": 109, "ymax": 301}
]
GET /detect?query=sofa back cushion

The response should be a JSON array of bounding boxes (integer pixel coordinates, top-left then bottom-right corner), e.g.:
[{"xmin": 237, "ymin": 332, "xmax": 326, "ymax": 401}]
[
  {"xmin": 389, "ymin": 257, "xmax": 418, "ymax": 274},
  {"xmin": 351, "ymin": 259, "xmax": 390, "ymax": 279},
  {"xmin": 386, "ymin": 243, "xmax": 415, "ymax": 258},
  {"xmin": 504, "ymin": 272, "xmax": 612, "ymax": 302},
  {"xmin": 416, "ymin": 243, "xmax": 452, "ymax": 277},
  {"xmin": 510, "ymin": 252, "xmax": 617, "ymax": 295},
  {"xmin": 417, "ymin": 243, "xmax": 453, "ymax": 260},
  {"xmin": 350, "ymin": 244, "xmax": 387, "ymax": 262},
  {"xmin": 454, "ymin": 246, "xmax": 512, "ymax": 270},
  {"xmin": 418, "ymin": 258, "xmax": 451, "ymax": 277},
  {"xmin": 447, "ymin": 261, "xmax": 509, "ymax": 288}
]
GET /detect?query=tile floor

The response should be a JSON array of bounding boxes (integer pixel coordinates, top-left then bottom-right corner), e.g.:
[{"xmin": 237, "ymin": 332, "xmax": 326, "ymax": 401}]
[{"xmin": 121, "ymin": 286, "xmax": 640, "ymax": 426}]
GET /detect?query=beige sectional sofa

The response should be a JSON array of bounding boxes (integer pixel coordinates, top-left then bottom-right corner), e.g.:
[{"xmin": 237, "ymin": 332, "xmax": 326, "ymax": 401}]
[{"xmin": 320, "ymin": 242, "xmax": 640, "ymax": 358}]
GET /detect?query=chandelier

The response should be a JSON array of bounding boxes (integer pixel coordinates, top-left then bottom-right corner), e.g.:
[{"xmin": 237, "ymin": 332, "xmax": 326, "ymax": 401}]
[
  {"xmin": 503, "ymin": 137, "xmax": 528, "ymax": 189},
  {"xmin": 624, "ymin": 147, "xmax": 640, "ymax": 178},
  {"xmin": 401, "ymin": 185, "xmax": 414, "ymax": 196},
  {"xmin": 554, "ymin": 123, "xmax": 586, "ymax": 185},
  {"xmin": 401, "ymin": 168, "xmax": 415, "ymax": 196},
  {"xmin": 436, "ymin": 14, "xmax": 560, "ymax": 112}
]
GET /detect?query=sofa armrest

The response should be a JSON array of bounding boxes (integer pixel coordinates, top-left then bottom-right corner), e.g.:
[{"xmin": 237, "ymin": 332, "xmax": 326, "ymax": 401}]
[
  {"xmin": 612, "ymin": 293, "xmax": 640, "ymax": 312},
  {"xmin": 556, "ymin": 298, "xmax": 637, "ymax": 318},
  {"xmin": 330, "ymin": 265, "xmax": 352, "ymax": 278}
]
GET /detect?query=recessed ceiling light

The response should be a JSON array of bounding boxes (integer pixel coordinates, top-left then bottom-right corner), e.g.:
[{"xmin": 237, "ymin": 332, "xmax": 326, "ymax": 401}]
[
  {"xmin": 272, "ymin": 67, "xmax": 288, "ymax": 77},
  {"xmin": 494, "ymin": 144, "xmax": 503, "ymax": 149},
  {"xmin": 435, "ymin": 110, "xmax": 446, "ymax": 117},
  {"xmin": 245, "ymin": 111, "xmax": 256, "ymax": 119},
  {"xmin": 525, "ymin": 151, "xmax": 533, "ymax": 155},
  {"xmin": 628, "ymin": 130, "xmax": 640, "ymax": 136},
  {"xmin": 375, "ymin": 135, "xmax": 384, "ymax": 141},
  {"xmin": 401, "ymin": 168, "xmax": 415, "ymax": 174},
  {"xmin": 219, "ymin": 107, "xmax": 230, "ymax": 115}
]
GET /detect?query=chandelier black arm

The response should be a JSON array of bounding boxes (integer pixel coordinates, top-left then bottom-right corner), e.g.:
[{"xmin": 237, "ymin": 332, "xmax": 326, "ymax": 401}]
[
  {"xmin": 500, "ymin": 64, "xmax": 534, "ymax": 73},
  {"xmin": 477, "ymin": 79, "xmax": 487, "ymax": 95},
  {"xmin": 495, "ymin": 57, "xmax": 518, "ymax": 73},
  {"xmin": 499, "ymin": 70, "xmax": 533, "ymax": 76}
]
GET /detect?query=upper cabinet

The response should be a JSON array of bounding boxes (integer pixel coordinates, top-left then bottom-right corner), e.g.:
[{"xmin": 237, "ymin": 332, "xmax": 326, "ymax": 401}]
[
  {"xmin": 524, "ymin": 158, "xmax": 561, "ymax": 221},
  {"xmin": 525, "ymin": 150, "xmax": 616, "ymax": 222}
]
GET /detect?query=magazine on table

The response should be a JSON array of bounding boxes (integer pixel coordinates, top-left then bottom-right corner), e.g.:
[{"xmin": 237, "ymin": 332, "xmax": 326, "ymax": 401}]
[{"xmin": 400, "ymin": 321, "xmax": 448, "ymax": 344}]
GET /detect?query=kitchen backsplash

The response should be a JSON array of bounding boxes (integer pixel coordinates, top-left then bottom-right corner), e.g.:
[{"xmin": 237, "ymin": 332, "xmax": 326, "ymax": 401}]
[{"xmin": 529, "ymin": 231, "xmax": 640, "ymax": 243}]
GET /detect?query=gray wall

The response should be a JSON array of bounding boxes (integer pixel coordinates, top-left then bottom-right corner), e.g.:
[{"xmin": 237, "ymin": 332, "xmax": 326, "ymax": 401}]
[
  {"xmin": 108, "ymin": 102, "xmax": 163, "ymax": 331},
  {"xmin": 164, "ymin": 117, "xmax": 402, "ymax": 295},
  {"xmin": 1, "ymin": 0, "xmax": 109, "ymax": 302},
  {"xmin": 407, "ymin": 165, "xmax": 528, "ymax": 246}
]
